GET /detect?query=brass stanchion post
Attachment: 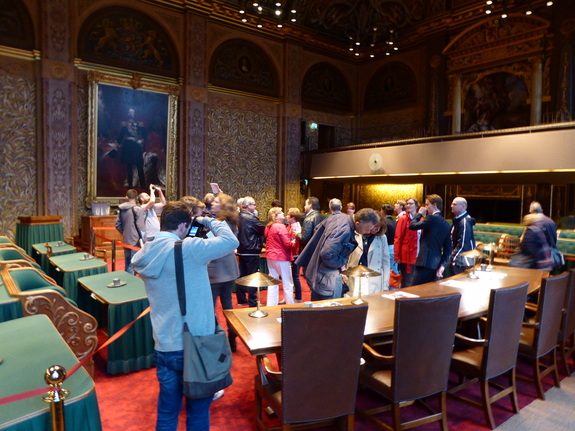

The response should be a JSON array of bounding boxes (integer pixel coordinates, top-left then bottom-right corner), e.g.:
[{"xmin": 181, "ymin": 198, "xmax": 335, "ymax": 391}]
[
  {"xmin": 42, "ymin": 365, "xmax": 69, "ymax": 431},
  {"xmin": 112, "ymin": 239, "xmax": 117, "ymax": 272}
]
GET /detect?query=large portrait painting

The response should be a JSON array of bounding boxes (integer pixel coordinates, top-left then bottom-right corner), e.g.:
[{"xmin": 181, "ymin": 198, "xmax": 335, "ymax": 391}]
[{"xmin": 87, "ymin": 71, "xmax": 179, "ymax": 205}]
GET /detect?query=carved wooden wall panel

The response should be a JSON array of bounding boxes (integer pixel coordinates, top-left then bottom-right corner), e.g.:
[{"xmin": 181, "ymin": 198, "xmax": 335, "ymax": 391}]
[
  {"xmin": 206, "ymin": 103, "xmax": 277, "ymax": 216},
  {"xmin": 0, "ymin": 65, "xmax": 38, "ymax": 240}
]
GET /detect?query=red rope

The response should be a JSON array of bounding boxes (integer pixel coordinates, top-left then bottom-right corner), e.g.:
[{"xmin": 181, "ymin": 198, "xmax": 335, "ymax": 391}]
[{"xmin": 92, "ymin": 232, "xmax": 141, "ymax": 251}]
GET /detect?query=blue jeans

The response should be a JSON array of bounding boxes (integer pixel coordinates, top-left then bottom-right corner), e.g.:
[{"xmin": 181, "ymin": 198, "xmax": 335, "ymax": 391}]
[
  {"xmin": 124, "ymin": 247, "xmax": 134, "ymax": 275},
  {"xmin": 154, "ymin": 350, "xmax": 213, "ymax": 431}
]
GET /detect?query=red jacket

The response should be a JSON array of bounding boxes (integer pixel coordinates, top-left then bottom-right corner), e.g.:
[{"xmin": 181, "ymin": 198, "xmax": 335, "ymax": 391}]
[
  {"xmin": 264, "ymin": 222, "xmax": 293, "ymax": 261},
  {"xmin": 394, "ymin": 213, "xmax": 419, "ymax": 264}
]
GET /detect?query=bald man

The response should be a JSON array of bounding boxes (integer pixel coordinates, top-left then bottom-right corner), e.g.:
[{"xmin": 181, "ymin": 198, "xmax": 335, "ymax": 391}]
[{"xmin": 449, "ymin": 197, "xmax": 476, "ymax": 275}]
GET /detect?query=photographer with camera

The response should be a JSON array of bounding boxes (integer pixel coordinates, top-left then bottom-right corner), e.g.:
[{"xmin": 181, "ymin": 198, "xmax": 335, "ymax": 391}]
[{"xmin": 138, "ymin": 184, "xmax": 166, "ymax": 242}]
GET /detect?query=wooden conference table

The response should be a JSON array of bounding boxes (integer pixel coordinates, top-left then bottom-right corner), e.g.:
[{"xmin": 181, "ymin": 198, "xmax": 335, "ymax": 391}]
[
  {"xmin": 0, "ymin": 314, "xmax": 102, "ymax": 431},
  {"xmin": 224, "ymin": 266, "xmax": 546, "ymax": 356}
]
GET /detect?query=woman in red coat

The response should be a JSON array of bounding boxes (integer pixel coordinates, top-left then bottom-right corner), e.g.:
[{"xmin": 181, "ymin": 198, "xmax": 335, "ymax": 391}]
[
  {"xmin": 264, "ymin": 207, "xmax": 295, "ymax": 306},
  {"xmin": 394, "ymin": 197, "xmax": 420, "ymax": 287}
]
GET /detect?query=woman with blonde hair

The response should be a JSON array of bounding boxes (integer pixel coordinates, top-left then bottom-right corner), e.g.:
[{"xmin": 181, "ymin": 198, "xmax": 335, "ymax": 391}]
[
  {"xmin": 208, "ymin": 193, "xmax": 240, "ymax": 351},
  {"xmin": 264, "ymin": 207, "xmax": 295, "ymax": 306}
]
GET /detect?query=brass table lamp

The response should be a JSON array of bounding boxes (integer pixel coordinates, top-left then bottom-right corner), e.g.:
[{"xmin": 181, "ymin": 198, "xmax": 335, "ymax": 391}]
[
  {"xmin": 341, "ymin": 264, "xmax": 381, "ymax": 305},
  {"xmin": 235, "ymin": 271, "xmax": 281, "ymax": 318}
]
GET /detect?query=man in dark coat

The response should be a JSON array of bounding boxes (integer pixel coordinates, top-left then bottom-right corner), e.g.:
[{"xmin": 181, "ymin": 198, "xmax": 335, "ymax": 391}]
[
  {"xmin": 297, "ymin": 200, "xmax": 379, "ymax": 301},
  {"xmin": 409, "ymin": 194, "xmax": 452, "ymax": 286},
  {"xmin": 449, "ymin": 197, "xmax": 476, "ymax": 275}
]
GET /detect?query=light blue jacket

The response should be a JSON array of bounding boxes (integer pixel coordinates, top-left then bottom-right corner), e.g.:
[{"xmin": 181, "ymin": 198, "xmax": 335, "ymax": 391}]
[{"xmin": 132, "ymin": 218, "xmax": 239, "ymax": 352}]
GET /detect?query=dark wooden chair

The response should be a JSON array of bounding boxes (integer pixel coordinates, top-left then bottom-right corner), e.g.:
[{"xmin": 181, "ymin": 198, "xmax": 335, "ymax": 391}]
[
  {"xmin": 357, "ymin": 294, "xmax": 461, "ymax": 431},
  {"xmin": 255, "ymin": 304, "xmax": 368, "ymax": 431},
  {"xmin": 448, "ymin": 283, "xmax": 529, "ymax": 429},
  {"xmin": 557, "ymin": 269, "xmax": 575, "ymax": 375},
  {"xmin": 517, "ymin": 272, "xmax": 569, "ymax": 399}
]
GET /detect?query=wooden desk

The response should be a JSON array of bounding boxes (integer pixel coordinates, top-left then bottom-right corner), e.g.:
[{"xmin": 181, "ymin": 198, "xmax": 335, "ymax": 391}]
[
  {"xmin": 0, "ymin": 314, "xmax": 102, "ymax": 431},
  {"xmin": 78, "ymin": 271, "xmax": 154, "ymax": 375},
  {"xmin": 15, "ymin": 216, "xmax": 64, "ymax": 256},
  {"xmin": 32, "ymin": 241, "xmax": 77, "ymax": 274},
  {"xmin": 48, "ymin": 253, "xmax": 108, "ymax": 308},
  {"xmin": 224, "ymin": 267, "xmax": 546, "ymax": 356},
  {"xmin": 81, "ymin": 215, "xmax": 124, "ymax": 259}
]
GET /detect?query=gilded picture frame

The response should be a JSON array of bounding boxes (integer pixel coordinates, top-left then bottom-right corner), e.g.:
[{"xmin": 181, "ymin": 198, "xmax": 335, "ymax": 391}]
[{"xmin": 87, "ymin": 70, "xmax": 179, "ymax": 206}]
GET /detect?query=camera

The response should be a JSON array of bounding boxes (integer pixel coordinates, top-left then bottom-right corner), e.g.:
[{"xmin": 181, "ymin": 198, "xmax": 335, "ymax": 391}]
[{"xmin": 188, "ymin": 217, "xmax": 209, "ymax": 238}]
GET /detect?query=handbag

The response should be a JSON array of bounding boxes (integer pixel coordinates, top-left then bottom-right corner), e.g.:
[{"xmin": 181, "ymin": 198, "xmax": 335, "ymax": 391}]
[
  {"xmin": 551, "ymin": 248, "xmax": 565, "ymax": 269},
  {"xmin": 174, "ymin": 240, "xmax": 233, "ymax": 399}
]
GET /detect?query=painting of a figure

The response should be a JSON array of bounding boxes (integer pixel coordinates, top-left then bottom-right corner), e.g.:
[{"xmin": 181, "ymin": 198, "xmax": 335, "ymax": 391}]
[
  {"xmin": 464, "ymin": 72, "xmax": 529, "ymax": 132},
  {"xmin": 95, "ymin": 83, "xmax": 168, "ymax": 197}
]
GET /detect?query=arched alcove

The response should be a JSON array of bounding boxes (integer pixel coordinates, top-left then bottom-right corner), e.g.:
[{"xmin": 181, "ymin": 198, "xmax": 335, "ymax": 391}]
[
  {"xmin": 302, "ymin": 62, "xmax": 351, "ymax": 112},
  {"xmin": 78, "ymin": 7, "xmax": 179, "ymax": 77},
  {"xmin": 209, "ymin": 39, "xmax": 279, "ymax": 98},
  {"xmin": 0, "ymin": 0, "xmax": 35, "ymax": 51},
  {"xmin": 364, "ymin": 62, "xmax": 416, "ymax": 111}
]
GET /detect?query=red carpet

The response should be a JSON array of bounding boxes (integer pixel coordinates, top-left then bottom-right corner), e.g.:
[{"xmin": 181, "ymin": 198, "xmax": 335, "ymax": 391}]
[{"xmin": 94, "ymin": 262, "xmax": 573, "ymax": 429}]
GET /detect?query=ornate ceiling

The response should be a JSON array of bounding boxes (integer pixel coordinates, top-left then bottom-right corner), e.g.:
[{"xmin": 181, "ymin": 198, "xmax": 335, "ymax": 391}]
[{"xmin": 189, "ymin": 0, "xmax": 556, "ymax": 58}]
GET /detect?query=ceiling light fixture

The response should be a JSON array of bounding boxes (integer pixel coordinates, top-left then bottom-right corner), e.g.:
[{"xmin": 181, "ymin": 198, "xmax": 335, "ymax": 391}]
[
  {"xmin": 238, "ymin": 0, "xmax": 298, "ymax": 29},
  {"xmin": 484, "ymin": 0, "xmax": 553, "ymax": 18}
]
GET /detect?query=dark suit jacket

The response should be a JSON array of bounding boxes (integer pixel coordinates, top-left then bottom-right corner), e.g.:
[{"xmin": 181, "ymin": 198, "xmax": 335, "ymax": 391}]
[{"xmin": 409, "ymin": 211, "xmax": 452, "ymax": 270}]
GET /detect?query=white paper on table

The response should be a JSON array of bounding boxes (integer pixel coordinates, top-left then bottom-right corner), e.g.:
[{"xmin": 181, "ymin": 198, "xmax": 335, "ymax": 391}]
[
  {"xmin": 382, "ymin": 291, "xmax": 420, "ymax": 300},
  {"xmin": 474, "ymin": 271, "xmax": 508, "ymax": 280}
]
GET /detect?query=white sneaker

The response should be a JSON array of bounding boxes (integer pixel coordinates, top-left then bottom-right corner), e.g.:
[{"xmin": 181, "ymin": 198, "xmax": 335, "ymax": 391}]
[{"xmin": 213, "ymin": 390, "xmax": 224, "ymax": 401}]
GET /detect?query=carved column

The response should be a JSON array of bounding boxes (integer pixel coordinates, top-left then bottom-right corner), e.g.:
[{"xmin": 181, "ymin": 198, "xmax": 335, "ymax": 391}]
[
  {"xmin": 530, "ymin": 57, "xmax": 543, "ymax": 125},
  {"xmin": 40, "ymin": 0, "xmax": 75, "ymax": 235},
  {"xmin": 184, "ymin": 13, "xmax": 207, "ymax": 197},
  {"xmin": 451, "ymin": 74, "xmax": 462, "ymax": 134},
  {"xmin": 283, "ymin": 42, "xmax": 303, "ymax": 208}
]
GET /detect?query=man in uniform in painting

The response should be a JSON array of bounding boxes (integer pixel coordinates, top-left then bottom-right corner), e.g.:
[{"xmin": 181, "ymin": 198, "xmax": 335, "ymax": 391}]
[{"xmin": 117, "ymin": 107, "xmax": 146, "ymax": 189}]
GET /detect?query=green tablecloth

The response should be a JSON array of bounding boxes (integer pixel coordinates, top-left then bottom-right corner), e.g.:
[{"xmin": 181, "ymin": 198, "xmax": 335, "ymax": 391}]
[
  {"xmin": 32, "ymin": 241, "xmax": 77, "ymax": 274},
  {"xmin": 0, "ymin": 279, "xmax": 22, "ymax": 323},
  {"xmin": 49, "ymin": 253, "xmax": 108, "ymax": 307},
  {"xmin": 15, "ymin": 223, "xmax": 64, "ymax": 256},
  {"xmin": 78, "ymin": 271, "xmax": 154, "ymax": 375},
  {"xmin": 0, "ymin": 315, "xmax": 102, "ymax": 431}
]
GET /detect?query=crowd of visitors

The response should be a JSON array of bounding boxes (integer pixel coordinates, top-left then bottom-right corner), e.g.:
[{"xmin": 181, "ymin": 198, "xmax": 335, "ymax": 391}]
[{"xmin": 118, "ymin": 187, "xmax": 559, "ymax": 431}]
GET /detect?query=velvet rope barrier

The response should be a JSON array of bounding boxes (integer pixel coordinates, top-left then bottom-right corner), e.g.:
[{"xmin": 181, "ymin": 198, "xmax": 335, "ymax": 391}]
[
  {"xmin": 91, "ymin": 227, "xmax": 141, "ymax": 251},
  {"xmin": 0, "ymin": 306, "xmax": 150, "ymax": 407}
]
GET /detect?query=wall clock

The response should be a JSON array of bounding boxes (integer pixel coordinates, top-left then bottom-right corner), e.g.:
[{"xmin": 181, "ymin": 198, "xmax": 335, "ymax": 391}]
[{"xmin": 368, "ymin": 153, "xmax": 383, "ymax": 171}]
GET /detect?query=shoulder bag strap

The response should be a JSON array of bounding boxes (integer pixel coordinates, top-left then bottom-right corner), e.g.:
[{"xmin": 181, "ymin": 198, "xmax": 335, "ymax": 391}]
[
  {"xmin": 131, "ymin": 207, "xmax": 144, "ymax": 246},
  {"xmin": 174, "ymin": 240, "xmax": 186, "ymax": 316}
]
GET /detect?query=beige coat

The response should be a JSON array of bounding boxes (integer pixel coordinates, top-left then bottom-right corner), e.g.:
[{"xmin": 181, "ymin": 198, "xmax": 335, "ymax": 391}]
[{"xmin": 346, "ymin": 232, "xmax": 390, "ymax": 296}]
